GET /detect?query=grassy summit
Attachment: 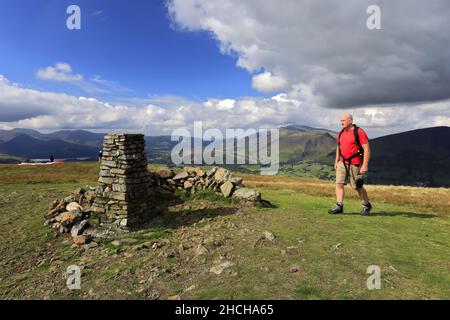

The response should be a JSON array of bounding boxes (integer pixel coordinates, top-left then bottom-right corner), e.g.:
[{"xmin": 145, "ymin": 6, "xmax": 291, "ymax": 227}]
[{"xmin": 0, "ymin": 162, "xmax": 448, "ymax": 299}]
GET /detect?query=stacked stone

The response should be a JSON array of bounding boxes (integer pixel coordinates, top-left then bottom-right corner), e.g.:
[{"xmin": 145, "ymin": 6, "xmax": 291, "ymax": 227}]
[
  {"xmin": 152, "ymin": 166, "xmax": 262, "ymax": 203},
  {"xmin": 93, "ymin": 134, "xmax": 153, "ymax": 228}
]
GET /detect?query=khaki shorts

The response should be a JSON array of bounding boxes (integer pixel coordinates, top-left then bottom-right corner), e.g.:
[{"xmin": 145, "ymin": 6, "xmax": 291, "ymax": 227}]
[{"xmin": 336, "ymin": 161, "xmax": 364, "ymax": 189}]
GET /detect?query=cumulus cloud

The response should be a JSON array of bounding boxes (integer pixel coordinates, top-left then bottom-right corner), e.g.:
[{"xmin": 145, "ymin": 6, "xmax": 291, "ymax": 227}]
[
  {"xmin": 36, "ymin": 63, "xmax": 131, "ymax": 95},
  {"xmin": 36, "ymin": 62, "xmax": 83, "ymax": 82},
  {"xmin": 252, "ymin": 72, "xmax": 289, "ymax": 93},
  {"xmin": 168, "ymin": 0, "xmax": 450, "ymax": 108},
  {"xmin": 1, "ymin": 74, "xmax": 450, "ymax": 138}
]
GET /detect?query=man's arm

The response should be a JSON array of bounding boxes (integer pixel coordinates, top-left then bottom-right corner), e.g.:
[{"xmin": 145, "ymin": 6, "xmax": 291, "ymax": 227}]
[
  {"xmin": 334, "ymin": 146, "xmax": 339, "ymax": 170},
  {"xmin": 361, "ymin": 142, "xmax": 371, "ymax": 174}
]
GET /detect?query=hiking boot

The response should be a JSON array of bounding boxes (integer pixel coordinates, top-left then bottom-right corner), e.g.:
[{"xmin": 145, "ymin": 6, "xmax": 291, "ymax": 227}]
[
  {"xmin": 328, "ymin": 203, "xmax": 344, "ymax": 214},
  {"xmin": 360, "ymin": 202, "xmax": 372, "ymax": 216}
]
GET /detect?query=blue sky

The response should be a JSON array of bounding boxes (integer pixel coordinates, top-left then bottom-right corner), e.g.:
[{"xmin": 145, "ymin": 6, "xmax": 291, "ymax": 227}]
[{"xmin": 0, "ymin": 0, "xmax": 260, "ymax": 102}]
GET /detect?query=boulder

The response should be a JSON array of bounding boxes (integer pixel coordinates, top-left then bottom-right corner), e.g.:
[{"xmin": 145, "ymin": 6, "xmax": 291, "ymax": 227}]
[
  {"xmin": 195, "ymin": 168, "xmax": 205, "ymax": 177},
  {"xmin": 58, "ymin": 212, "xmax": 80, "ymax": 226},
  {"xmin": 66, "ymin": 202, "xmax": 83, "ymax": 212},
  {"xmin": 214, "ymin": 168, "xmax": 231, "ymax": 184},
  {"xmin": 220, "ymin": 181, "xmax": 234, "ymax": 198},
  {"xmin": 232, "ymin": 188, "xmax": 261, "ymax": 202},
  {"xmin": 71, "ymin": 220, "xmax": 90, "ymax": 237},
  {"xmin": 184, "ymin": 181, "xmax": 193, "ymax": 189},
  {"xmin": 72, "ymin": 235, "xmax": 87, "ymax": 245},
  {"xmin": 206, "ymin": 167, "xmax": 217, "ymax": 178},
  {"xmin": 157, "ymin": 168, "xmax": 175, "ymax": 179},
  {"xmin": 210, "ymin": 261, "xmax": 235, "ymax": 275},
  {"xmin": 173, "ymin": 171, "xmax": 189, "ymax": 180},
  {"xmin": 230, "ymin": 177, "xmax": 243, "ymax": 186}
]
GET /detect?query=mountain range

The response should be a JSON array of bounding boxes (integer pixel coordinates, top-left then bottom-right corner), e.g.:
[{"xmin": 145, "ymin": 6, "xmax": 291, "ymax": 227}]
[{"xmin": 1, "ymin": 125, "xmax": 449, "ymax": 187}]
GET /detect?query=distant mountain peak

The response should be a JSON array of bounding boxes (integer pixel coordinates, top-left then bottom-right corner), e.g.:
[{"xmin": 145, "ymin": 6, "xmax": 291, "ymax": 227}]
[{"xmin": 281, "ymin": 124, "xmax": 337, "ymax": 134}]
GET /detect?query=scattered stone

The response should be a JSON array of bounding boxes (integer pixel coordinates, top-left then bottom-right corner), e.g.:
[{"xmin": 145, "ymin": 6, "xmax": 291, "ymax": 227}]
[
  {"xmin": 210, "ymin": 261, "xmax": 235, "ymax": 275},
  {"xmin": 195, "ymin": 245, "xmax": 209, "ymax": 256},
  {"xmin": 83, "ymin": 242, "xmax": 98, "ymax": 250},
  {"xmin": 152, "ymin": 242, "xmax": 164, "ymax": 249},
  {"xmin": 147, "ymin": 288, "xmax": 161, "ymax": 300},
  {"xmin": 220, "ymin": 180, "xmax": 234, "ymax": 197},
  {"xmin": 263, "ymin": 231, "xmax": 276, "ymax": 242},
  {"xmin": 83, "ymin": 228, "xmax": 117, "ymax": 240},
  {"xmin": 111, "ymin": 240, "xmax": 121, "ymax": 247},
  {"xmin": 132, "ymin": 243, "xmax": 151, "ymax": 251},
  {"xmin": 232, "ymin": 188, "xmax": 261, "ymax": 202},
  {"xmin": 184, "ymin": 285, "xmax": 196, "ymax": 293},
  {"xmin": 289, "ymin": 266, "xmax": 299, "ymax": 273},
  {"xmin": 167, "ymin": 295, "xmax": 181, "ymax": 300},
  {"xmin": 72, "ymin": 235, "xmax": 87, "ymax": 245},
  {"xmin": 389, "ymin": 265, "xmax": 398, "ymax": 272}
]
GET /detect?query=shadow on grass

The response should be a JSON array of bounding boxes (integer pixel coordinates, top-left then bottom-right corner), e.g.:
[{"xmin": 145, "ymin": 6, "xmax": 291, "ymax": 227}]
[
  {"xmin": 129, "ymin": 189, "xmax": 241, "ymax": 231},
  {"xmin": 346, "ymin": 211, "xmax": 436, "ymax": 218}
]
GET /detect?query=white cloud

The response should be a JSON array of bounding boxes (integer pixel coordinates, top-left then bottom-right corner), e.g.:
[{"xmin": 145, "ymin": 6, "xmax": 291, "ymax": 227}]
[
  {"xmin": 252, "ymin": 72, "xmax": 289, "ymax": 93},
  {"xmin": 36, "ymin": 62, "xmax": 83, "ymax": 82},
  {"xmin": 1, "ymin": 74, "xmax": 450, "ymax": 138},
  {"xmin": 168, "ymin": 0, "xmax": 450, "ymax": 108},
  {"xmin": 36, "ymin": 63, "xmax": 131, "ymax": 95}
]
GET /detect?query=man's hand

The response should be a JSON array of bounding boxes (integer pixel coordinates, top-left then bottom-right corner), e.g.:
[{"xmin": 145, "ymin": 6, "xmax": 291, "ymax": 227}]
[
  {"xmin": 360, "ymin": 165, "xmax": 368, "ymax": 174},
  {"xmin": 334, "ymin": 162, "xmax": 339, "ymax": 170}
]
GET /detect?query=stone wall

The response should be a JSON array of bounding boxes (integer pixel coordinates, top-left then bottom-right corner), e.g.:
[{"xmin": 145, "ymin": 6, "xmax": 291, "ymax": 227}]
[
  {"xmin": 152, "ymin": 166, "xmax": 262, "ymax": 203},
  {"xmin": 92, "ymin": 133, "xmax": 153, "ymax": 228}
]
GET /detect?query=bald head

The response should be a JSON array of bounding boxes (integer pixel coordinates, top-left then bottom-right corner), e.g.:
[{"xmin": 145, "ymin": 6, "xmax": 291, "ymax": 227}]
[
  {"xmin": 341, "ymin": 113, "xmax": 353, "ymax": 122},
  {"xmin": 340, "ymin": 113, "xmax": 353, "ymax": 130}
]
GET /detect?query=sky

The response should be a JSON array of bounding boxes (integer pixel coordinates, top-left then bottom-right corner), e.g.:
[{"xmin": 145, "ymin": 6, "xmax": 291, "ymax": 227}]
[{"xmin": 0, "ymin": 0, "xmax": 450, "ymax": 138}]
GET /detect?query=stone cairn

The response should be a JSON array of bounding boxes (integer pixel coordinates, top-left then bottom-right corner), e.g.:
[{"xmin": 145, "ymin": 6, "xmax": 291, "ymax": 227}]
[
  {"xmin": 152, "ymin": 166, "xmax": 263, "ymax": 203},
  {"xmin": 43, "ymin": 133, "xmax": 271, "ymax": 246},
  {"xmin": 92, "ymin": 133, "xmax": 153, "ymax": 228}
]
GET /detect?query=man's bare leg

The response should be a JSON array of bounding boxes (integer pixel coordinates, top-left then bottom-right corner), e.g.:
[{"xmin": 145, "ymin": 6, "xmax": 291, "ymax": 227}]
[
  {"xmin": 336, "ymin": 183, "xmax": 345, "ymax": 203},
  {"xmin": 356, "ymin": 187, "xmax": 369, "ymax": 205},
  {"xmin": 329, "ymin": 183, "xmax": 345, "ymax": 214}
]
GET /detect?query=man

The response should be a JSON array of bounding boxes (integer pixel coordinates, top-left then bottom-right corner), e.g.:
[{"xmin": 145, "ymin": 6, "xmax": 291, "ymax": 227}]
[{"xmin": 328, "ymin": 113, "xmax": 372, "ymax": 215}]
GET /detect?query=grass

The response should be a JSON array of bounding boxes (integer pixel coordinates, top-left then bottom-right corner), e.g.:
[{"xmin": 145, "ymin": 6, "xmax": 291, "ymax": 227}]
[{"xmin": 0, "ymin": 162, "xmax": 448, "ymax": 299}]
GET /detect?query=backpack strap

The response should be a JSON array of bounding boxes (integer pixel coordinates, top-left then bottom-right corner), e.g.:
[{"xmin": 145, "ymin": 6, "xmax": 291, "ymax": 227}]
[
  {"xmin": 338, "ymin": 125, "xmax": 364, "ymax": 166},
  {"xmin": 353, "ymin": 125, "xmax": 364, "ymax": 154}
]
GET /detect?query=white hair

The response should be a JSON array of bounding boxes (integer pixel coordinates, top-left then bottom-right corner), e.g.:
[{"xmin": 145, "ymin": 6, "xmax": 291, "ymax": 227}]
[{"xmin": 341, "ymin": 113, "xmax": 353, "ymax": 122}]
